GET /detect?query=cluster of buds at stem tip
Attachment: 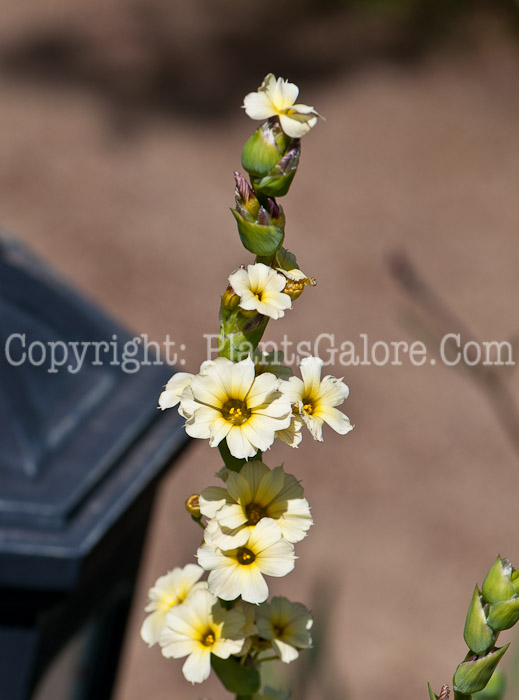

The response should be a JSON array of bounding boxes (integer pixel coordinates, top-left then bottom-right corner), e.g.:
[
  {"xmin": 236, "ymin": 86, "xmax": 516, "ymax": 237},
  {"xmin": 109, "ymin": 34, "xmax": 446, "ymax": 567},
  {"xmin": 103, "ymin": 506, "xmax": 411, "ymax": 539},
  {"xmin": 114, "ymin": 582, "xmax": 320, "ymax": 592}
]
[
  {"xmin": 429, "ymin": 556, "xmax": 519, "ymax": 699},
  {"xmin": 241, "ymin": 118, "xmax": 301, "ymax": 198},
  {"xmin": 231, "ymin": 171, "xmax": 285, "ymax": 257}
]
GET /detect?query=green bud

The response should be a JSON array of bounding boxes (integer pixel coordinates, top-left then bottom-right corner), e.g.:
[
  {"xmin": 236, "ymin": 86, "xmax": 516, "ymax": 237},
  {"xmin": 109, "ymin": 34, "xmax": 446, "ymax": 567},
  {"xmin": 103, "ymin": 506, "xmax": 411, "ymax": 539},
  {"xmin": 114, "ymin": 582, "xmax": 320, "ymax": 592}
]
[
  {"xmin": 453, "ymin": 645, "xmax": 509, "ymax": 695},
  {"xmin": 241, "ymin": 120, "xmax": 300, "ymax": 198},
  {"xmin": 486, "ymin": 596, "xmax": 519, "ymax": 631},
  {"xmin": 482, "ymin": 557, "xmax": 517, "ymax": 604},
  {"xmin": 511, "ymin": 568, "xmax": 519, "ymax": 595},
  {"xmin": 232, "ymin": 171, "xmax": 285, "ymax": 256},
  {"xmin": 218, "ymin": 308, "xmax": 269, "ymax": 361},
  {"xmin": 221, "ymin": 285, "xmax": 240, "ymax": 311},
  {"xmin": 464, "ymin": 586, "xmax": 495, "ymax": 653}
]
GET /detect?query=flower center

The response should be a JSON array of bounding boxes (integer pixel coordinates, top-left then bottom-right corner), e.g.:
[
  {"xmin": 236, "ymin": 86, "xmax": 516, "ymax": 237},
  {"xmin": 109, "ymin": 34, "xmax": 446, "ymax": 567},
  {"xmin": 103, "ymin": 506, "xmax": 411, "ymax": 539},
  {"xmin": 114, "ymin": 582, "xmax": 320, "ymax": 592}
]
[
  {"xmin": 222, "ymin": 399, "xmax": 251, "ymax": 425},
  {"xmin": 254, "ymin": 292, "xmax": 264, "ymax": 302},
  {"xmin": 273, "ymin": 625, "xmax": 285, "ymax": 638},
  {"xmin": 245, "ymin": 502, "xmax": 267, "ymax": 525},
  {"xmin": 302, "ymin": 400, "xmax": 314, "ymax": 415},
  {"xmin": 201, "ymin": 629, "xmax": 216, "ymax": 647},
  {"xmin": 237, "ymin": 547, "xmax": 256, "ymax": 566}
]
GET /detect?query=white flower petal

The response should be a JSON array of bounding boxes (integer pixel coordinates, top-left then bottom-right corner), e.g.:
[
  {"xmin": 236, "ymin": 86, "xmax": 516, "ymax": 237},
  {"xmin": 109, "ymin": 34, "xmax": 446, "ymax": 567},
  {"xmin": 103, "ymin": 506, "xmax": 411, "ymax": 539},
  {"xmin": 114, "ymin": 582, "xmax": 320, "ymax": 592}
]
[
  {"xmin": 182, "ymin": 646, "xmax": 212, "ymax": 684},
  {"xmin": 247, "ymin": 518, "xmax": 283, "ymax": 553},
  {"xmin": 207, "ymin": 563, "xmax": 245, "ymax": 601},
  {"xmin": 158, "ymin": 372, "xmax": 194, "ymax": 410},
  {"xmin": 199, "ymin": 487, "xmax": 229, "ymax": 519},
  {"xmin": 256, "ymin": 539, "xmax": 296, "ymax": 577},
  {"xmin": 239, "ymin": 565, "xmax": 269, "ymax": 604},
  {"xmin": 315, "ymin": 405, "xmax": 353, "ymax": 435},
  {"xmin": 225, "ymin": 426, "xmax": 258, "ymax": 459},
  {"xmin": 243, "ymin": 90, "xmax": 277, "ymax": 120},
  {"xmin": 301, "ymin": 412, "xmax": 324, "ymax": 441},
  {"xmin": 273, "ymin": 639, "xmax": 299, "ymax": 663},
  {"xmin": 185, "ymin": 406, "xmax": 219, "ymax": 440},
  {"xmin": 140, "ymin": 610, "xmax": 166, "ymax": 647}
]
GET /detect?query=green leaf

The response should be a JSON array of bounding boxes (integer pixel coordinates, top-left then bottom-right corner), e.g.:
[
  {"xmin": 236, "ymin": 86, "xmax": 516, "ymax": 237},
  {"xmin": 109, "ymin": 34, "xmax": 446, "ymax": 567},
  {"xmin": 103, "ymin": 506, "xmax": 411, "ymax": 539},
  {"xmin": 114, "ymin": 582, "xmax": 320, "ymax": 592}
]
[
  {"xmin": 211, "ymin": 655, "xmax": 261, "ymax": 695},
  {"xmin": 427, "ymin": 682, "xmax": 438, "ymax": 699}
]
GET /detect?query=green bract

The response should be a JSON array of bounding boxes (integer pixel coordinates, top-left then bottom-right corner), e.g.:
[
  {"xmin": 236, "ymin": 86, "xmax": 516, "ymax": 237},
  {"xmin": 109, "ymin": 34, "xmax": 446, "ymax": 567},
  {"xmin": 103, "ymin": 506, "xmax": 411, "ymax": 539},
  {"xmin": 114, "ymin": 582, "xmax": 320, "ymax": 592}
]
[
  {"xmin": 453, "ymin": 646, "xmax": 509, "ymax": 695},
  {"xmin": 231, "ymin": 209, "xmax": 285, "ymax": 256},
  {"xmin": 241, "ymin": 121, "xmax": 300, "ymax": 198},
  {"xmin": 482, "ymin": 558, "xmax": 517, "ymax": 604},
  {"xmin": 464, "ymin": 586, "xmax": 495, "ymax": 654}
]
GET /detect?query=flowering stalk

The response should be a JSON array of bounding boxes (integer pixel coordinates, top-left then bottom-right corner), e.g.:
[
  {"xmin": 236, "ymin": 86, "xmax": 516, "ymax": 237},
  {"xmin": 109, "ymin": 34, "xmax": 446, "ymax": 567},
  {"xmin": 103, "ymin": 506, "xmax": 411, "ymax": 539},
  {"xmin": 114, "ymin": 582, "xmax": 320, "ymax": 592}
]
[
  {"xmin": 428, "ymin": 556, "xmax": 519, "ymax": 700},
  {"xmin": 142, "ymin": 74, "xmax": 352, "ymax": 699}
]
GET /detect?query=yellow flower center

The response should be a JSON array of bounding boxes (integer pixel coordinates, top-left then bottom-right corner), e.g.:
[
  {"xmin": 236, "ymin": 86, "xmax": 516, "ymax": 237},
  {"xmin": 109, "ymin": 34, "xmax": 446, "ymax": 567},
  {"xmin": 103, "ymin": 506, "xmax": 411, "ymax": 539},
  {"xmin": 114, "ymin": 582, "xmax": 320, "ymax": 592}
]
[
  {"xmin": 273, "ymin": 625, "xmax": 285, "ymax": 638},
  {"xmin": 222, "ymin": 399, "xmax": 251, "ymax": 426},
  {"xmin": 245, "ymin": 502, "xmax": 267, "ymax": 525},
  {"xmin": 302, "ymin": 401, "xmax": 314, "ymax": 415},
  {"xmin": 201, "ymin": 629, "xmax": 216, "ymax": 647},
  {"xmin": 254, "ymin": 291, "xmax": 264, "ymax": 302},
  {"xmin": 237, "ymin": 547, "xmax": 256, "ymax": 566},
  {"xmin": 157, "ymin": 592, "xmax": 183, "ymax": 613}
]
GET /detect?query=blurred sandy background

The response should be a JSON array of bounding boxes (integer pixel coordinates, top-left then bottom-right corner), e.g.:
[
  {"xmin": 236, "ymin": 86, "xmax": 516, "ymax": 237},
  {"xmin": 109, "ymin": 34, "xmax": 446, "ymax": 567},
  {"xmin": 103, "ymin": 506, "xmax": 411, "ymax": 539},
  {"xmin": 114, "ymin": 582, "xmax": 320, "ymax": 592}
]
[{"xmin": 2, "ymin": 1, "xmax": 519, "ymax": 698}]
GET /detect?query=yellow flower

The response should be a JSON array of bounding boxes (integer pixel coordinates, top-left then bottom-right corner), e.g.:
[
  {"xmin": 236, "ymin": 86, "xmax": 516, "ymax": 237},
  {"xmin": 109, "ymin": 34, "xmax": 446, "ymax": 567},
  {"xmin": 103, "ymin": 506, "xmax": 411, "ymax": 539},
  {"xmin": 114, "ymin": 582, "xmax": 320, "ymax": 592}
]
[
  {"xmin": 280, "ymin": 356, "xmax": 353, "ymax": 441},
  {"xmin": 182, "ymin": 356, "xmax": 291, "ymax": 459},
  {"xmin": 256, "ymin": 597, "xmax": 313, "ymax": 663},
  {"xmin": 140, "ymin": 564, "xmax": 206, "ymax": 647},
  {"xmin": 243, "ymin": 74, "xmax": 321, "ymax": 139},
  {"xmin": 160, "ymin": 588, "xmax": 246, "ymax": 684},
  {"xmin": 229, "ymin": 263, "xmax": 292, "ymax": 320},
  {"xmin": 197, "ymin": 518, "xmax": 295, "ymax": 604},
  {"xmin": 199, "ymin": 461, "xmax": 312, "ymax": 546}
]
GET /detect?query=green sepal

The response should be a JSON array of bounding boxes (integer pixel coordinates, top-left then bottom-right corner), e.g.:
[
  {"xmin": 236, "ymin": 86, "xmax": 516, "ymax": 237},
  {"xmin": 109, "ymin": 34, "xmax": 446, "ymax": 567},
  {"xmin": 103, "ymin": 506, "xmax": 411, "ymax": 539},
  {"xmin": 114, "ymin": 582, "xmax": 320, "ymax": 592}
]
[
  {"xmin": 211, "ymin": 655, "xmax": 261, "ymax": 695},
  {"xmin": 482, "ymin": 558, "xmax": 516, "ymax": 604},
  {"xmin": 453, "ymin": 645, "xmax": 509, "ymax": 695},
  {"xmin": 486, "ymin": 596, "xmax": 519, "ymax": 631},
  {"xmin": 511, "ymin": 569, "xmax": 519, "ymax": 595},
  {"xmin": 427, "ymin": 682, "xmax": 438, "ymax": 699},
  {"xmin": 218, "ymin": 440, "xmax": 262, "ymax": 473},
  {"xmin": 231, "ymin": 209, "xmax": 284, "ymax": 256},
  {"xmin": 464, "ymin": 586, "xmax": 495, "ymax": 653},
  {"xmin": 251, "ymin": 170, "xmax": 296, "ymax": 198},
  {"xmin": 473, "ymin": 669, "xmax": 507, "ymax": 699},
  {"xmin": 241, "ymin": 124, "xmax": 291, "ymax": 178}
]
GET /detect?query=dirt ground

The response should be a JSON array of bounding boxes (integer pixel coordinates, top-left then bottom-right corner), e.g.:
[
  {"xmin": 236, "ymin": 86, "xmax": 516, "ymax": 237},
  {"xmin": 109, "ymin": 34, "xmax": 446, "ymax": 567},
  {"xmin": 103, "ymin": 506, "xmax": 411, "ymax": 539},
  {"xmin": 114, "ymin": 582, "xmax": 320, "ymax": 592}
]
[{"xmin": 2, "ymin": 1, "xmax": 519, "ymax": 698}]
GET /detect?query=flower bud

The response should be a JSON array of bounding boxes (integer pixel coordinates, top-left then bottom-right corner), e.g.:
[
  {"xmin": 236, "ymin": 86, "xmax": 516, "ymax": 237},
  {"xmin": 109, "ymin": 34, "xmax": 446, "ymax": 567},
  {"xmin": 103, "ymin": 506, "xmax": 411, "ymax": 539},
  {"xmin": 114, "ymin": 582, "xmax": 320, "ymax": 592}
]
[
  {"xmin": 185, "ymin": 494, "xmax": 201, "ymax": 518},
  {"xmin": 241, "ymin": 120, "xmax": 300, "ymax": 198},
  {"xmin": 231, "ymin": 179, "xmax": 285, "ymax": 256},
  {"xmin": 464, "ymin": 586, "xmax": 495, "ymax": 654},
  {"xmin": 221, "ymin": 285, "xmax": 240, "ymax": 311},
  {"xmin": 486, "ymin": 596, "xmax": 519, "ymax": 632},
  {"xmin": 453, "ymin": 645, "xmax": 509, "ymax": 695},
  {"xmin": 482, "ymin": 557, "xmax": 517, "ymax": 604}
]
